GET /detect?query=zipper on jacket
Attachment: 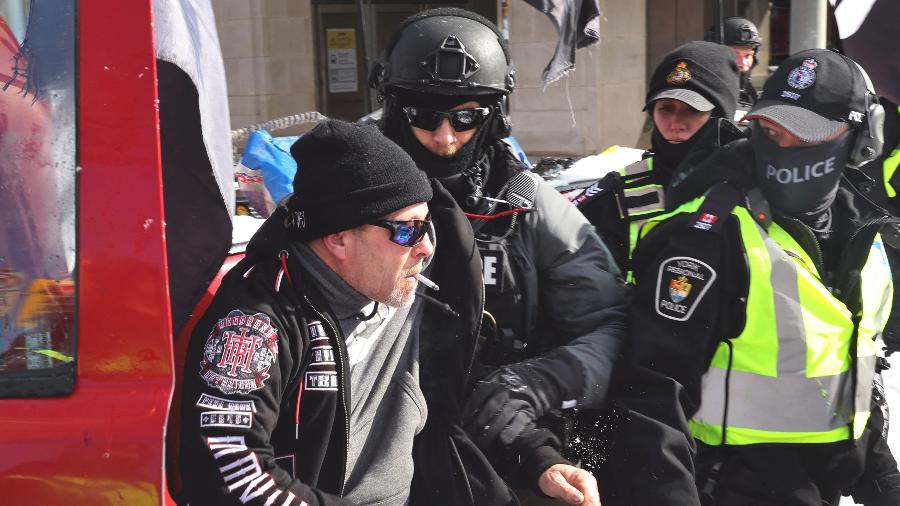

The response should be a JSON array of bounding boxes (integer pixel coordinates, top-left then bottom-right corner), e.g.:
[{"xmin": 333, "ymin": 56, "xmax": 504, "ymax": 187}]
[
  {"xmin": 469, "ymin": 272, "xmax": 487, "ymax": 380},
  {"xmin": 777, "ymin": 215, "xmax": 826, "ymax": 279},
  {"xmin": 303, "ymin": 295, "xmax": 351, "ymax": 497}
]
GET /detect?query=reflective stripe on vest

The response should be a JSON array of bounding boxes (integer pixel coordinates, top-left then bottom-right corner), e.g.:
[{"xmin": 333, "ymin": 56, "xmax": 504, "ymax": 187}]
[
  {"xmin": 619, "ymin": 157, "xmax": 654, "ymax": 179},
  {"xmin": 687, "ymin": 205, "xmax": 889, "ymax": 445},
  {"xmin": 618, "ymin": 157, "xmax": 668, "ymax": 264},
  {"xmin": 884, "ymin": 149, "xmax": 900, "ymax": 198}
]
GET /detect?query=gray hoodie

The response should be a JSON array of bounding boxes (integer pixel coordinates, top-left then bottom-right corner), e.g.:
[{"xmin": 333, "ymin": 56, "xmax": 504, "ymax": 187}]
[{"xmin": 294, "ymin": 244, "xmax": 428, "ymax": 505}]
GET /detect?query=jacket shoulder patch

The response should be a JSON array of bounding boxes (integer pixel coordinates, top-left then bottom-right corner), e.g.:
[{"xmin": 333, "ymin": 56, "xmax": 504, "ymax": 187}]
[
  {"xmin": 196, "ymin": 393, "xmax": 257, "ymax": 413},
  {"xmin": 655, "ymin": 256, "xmax": 716, "ymax": 321},
  {"xmin": 304, "ymin": 320, "xmax": 338, "ymax": 392},
  {"xmin": 200, "ymin": 411, "xmax": 253, "ymax": 429},
  {"xmin": 199, "ymin": 310, "xmax": 279, "ymax": 395}
]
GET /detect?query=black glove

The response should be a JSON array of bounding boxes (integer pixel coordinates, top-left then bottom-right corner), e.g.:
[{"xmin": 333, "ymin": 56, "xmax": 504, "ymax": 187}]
[{"xmin": 461, "ymin": 363, "xmax": 562, "ymax": 452}]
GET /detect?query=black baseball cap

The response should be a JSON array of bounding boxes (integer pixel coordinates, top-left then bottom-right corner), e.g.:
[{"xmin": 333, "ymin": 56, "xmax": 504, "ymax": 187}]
[
  {"xmin": 644, "ymin": 41, "xmax": 740, "ymax": 121},
  {"xmin": 745, "ymin": 49, "xmax": 869, "ymax": 143}
]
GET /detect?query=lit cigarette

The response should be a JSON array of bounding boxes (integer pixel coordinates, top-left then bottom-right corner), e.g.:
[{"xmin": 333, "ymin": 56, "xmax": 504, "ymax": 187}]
[{"xmin": 414, "ymin": 273, "xmax": 440, "ymax": 291}]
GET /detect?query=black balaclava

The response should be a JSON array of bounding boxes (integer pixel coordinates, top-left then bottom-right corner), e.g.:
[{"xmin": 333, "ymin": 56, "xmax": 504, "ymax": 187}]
[
  {"xmin": 651, "ymin": 118, "xmax": 718, "ymax": 181},
  {"xmin": 387, "ymin": 90, "xmax": 499, "ymax": 201},
  {"xmin": 750, "ymin": 122, "xmax": 854, "ymax": 219}
]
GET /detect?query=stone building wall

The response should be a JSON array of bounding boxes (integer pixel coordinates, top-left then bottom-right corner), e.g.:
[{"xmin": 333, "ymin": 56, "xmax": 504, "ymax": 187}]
[
  {"xmin": 507, "ymin": 0, "xmax": 648, "ymax": 155},
  {"xmin": 211, "ymin": 0, "xmax": 318, "ymax": 135}
]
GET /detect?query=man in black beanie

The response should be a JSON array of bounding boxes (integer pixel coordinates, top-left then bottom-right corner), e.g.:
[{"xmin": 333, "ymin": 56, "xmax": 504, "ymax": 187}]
[{"xmin": 177, "ymin": 119, "xmax": 474, "ymax": 506}]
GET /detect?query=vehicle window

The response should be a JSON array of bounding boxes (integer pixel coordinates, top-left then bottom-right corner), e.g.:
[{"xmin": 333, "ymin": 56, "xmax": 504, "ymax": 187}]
[{"xmin": 0, "ymin": 0, "xmax": 76, "ymax": 396}]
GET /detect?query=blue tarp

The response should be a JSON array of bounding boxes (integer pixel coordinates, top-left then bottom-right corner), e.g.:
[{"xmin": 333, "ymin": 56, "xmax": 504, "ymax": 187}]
[{"xmin": 240, "ymin": 130, "xmax": 300, "ymax": 205}]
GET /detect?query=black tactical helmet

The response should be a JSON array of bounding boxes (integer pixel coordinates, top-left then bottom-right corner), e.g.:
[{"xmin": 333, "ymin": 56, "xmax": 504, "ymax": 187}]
[
  {"xmin": 369, "ymin": 8, "xmax": 515, "ymax": 97},
  {"xmin": 705, "ymin": 16, "xmax": 762, "ymax": 49}
]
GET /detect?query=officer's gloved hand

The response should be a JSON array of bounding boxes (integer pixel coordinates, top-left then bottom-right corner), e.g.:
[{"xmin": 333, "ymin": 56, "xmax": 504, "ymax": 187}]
[{"xmin": 461, "ymin": 362, "xmax": 561, "ymax": 451}]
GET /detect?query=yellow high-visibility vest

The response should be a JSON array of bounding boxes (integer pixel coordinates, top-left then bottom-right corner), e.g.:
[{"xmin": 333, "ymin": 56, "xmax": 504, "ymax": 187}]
[
  {"xmin": 883, "ymin": 148, "xmax": 900, "ymax": 198},
  {"xmin": 639, "ymin": 194, "xmax": 891, "ymax": 445}
]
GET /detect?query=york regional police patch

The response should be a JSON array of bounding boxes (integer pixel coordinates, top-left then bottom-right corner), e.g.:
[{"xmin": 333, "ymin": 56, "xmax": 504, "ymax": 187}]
[
  {"xmin": 200, "ymin": 310, "xmax": 279, "ymax": 395},
  {"xmin": 655, "ymin": 256, "xmax": 716, "ymax": 321}
]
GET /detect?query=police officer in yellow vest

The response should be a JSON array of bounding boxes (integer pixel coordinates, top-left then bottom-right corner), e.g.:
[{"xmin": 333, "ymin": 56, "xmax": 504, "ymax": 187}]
[
  {"xmin": 859, "ymin": 99, "xmax": 900, "ymax": 211},
  {"xmin": 604, "ymin": 49, "xmax": 900, "ymax": 505},
  {"xmin": 878, "ymin": 102, "xmax": 900, "ymax": 207},
  {"xmin": 577, "ymin": 41, "xmax": 745, "ymax": 274},
  {"xmin": 858, "ymin": 100, "xmax": 900, "ymax": 354}
]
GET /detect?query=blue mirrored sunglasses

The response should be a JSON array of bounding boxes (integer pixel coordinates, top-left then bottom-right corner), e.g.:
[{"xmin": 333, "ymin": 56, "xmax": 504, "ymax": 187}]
[{"xmin": 367, "ymin": 214, "xmax": 431, "ymax": 247}]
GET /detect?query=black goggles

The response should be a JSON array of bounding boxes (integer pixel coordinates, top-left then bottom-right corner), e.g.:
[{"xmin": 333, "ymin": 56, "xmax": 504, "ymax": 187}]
[
  {"xmin": 367, "ymin": 214, "xmax": 431, "ymax": 247},
  {"xmin": 402, "ymin": 106, "xmax": 491, "ymax": 132}
]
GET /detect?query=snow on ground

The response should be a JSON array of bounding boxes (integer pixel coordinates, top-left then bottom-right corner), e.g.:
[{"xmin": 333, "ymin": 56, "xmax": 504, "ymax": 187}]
[{"xmin": 886, "ymin": 367, "xmax": 900, "ymax": 476}]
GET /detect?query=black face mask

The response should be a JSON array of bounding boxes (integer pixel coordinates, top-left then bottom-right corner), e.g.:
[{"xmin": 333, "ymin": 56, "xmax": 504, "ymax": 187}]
[
  {"xmin": 397, "ymin": 118, "xmax": 485, "ymax": 182},
  {"xmin": 651, "ymin": 118, "xmax": 716, "ymax": 179},
  {"xmin": 750, "ymin": 124, "xmax": 853, "ymax": 217},
  {"xmin": 386, "ymin": 92, "xmax": 496, "ymax": 184}
]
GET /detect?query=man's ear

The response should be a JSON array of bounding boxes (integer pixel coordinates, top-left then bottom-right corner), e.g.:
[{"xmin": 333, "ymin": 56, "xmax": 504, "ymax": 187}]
[{"xmin": 320, "ymin": 229, "xmax": 354, "ymax": 262}]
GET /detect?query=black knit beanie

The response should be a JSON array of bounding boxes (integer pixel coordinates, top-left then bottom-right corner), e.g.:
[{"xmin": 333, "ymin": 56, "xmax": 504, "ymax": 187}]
[
  {"xmin": 283, "ymin": 119, "xmax": 432, "ymax": 241},
  {"xmin": 645, "ymin": 41, "xmax": 740, "ymax": 121}
]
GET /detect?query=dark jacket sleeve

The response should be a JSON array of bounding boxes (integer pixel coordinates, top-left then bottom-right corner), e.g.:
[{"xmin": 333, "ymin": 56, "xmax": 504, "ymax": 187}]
[
  {"xmin": 525, "ymin": 180, "xmax": 627, "ymax": 410},
  {"xmin": 575, "ymin": 171, "xmax": 631, "ymax": 271},
  {"xmin": 413, "ymin": 180, "xmax": 519, "ymax": 506},
  {"xmin": 606, "ymin": 207, "xmax": 745, "ymax": 506},
  {"xmin": 849, "ymin": 374, "xmax": 900, "ymax": 505},
  {"xmin": 503, "ymin": 180, "xmax": 629, "ymax": 484},
  {"xmin": 179, "ymin": 275, "xmax": 352, "ymax": 506}
]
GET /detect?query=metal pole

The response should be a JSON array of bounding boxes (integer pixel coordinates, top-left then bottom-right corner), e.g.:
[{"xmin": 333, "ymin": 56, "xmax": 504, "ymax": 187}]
[
  {"xmin": 355, "ymin": 0, "xmax": 372, "ymax": 113},
  {"xmin": 789, "ymin": 0, "xmax": 827, "ymax": 53},
  {"xmin": 713, "ymin": 0, "xmax": 724, "ymax": 44}
]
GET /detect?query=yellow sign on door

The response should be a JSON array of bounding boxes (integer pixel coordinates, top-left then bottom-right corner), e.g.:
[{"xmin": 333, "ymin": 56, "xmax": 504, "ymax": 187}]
[
  {"xmin": 327, "ymin": 29, "xmax": 356, "ymax": 50},
  {"xmin": 326, "ymin": 28, "xmax": 358, "ymax": 93}
]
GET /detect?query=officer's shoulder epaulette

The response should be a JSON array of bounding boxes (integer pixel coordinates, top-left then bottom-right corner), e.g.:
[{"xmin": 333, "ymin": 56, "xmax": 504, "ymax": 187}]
[{"xmin": 686, "ymin": 182, "xmax": 743, "ymax": 234}]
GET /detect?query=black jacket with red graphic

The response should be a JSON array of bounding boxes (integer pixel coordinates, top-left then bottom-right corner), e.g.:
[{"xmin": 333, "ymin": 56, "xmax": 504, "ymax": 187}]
[
  {"xmin": 178, "ymin": 180, "xmax": 512, "ymax": 506},
  {"xmin": 178, "ymin": 223, "xmax": 355, "ymax": 506}
]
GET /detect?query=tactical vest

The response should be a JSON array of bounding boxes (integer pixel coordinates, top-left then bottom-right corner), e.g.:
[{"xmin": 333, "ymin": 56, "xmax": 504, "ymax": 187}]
[
  {"xmin": 641, "ymin": 193, "xmax": 892, "ymax": 446},
  {"xmin": 474, "ymin": 170, "xmax": 539, "ymax": 366}
]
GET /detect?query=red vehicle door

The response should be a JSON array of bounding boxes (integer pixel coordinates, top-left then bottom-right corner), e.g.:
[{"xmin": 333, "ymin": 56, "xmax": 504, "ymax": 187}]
[{"xmin": 0, "ymin": 1, "xmax": 176, "ymax": 503}]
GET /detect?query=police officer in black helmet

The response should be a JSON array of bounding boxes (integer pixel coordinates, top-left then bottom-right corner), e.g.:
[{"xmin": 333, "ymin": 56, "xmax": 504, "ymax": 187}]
[
  {"xmin": 371, "ymin": 7, "xmax": 626, "ymax": 505},
  {"xmin": 706, "ymin": 16, "xmax": 763, "ymax": 114}
]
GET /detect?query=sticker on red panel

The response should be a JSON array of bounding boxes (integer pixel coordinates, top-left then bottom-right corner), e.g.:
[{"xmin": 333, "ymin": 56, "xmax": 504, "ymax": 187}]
[
  {"xmin": 655, "ymin": 256, "xmax": 716, "ymax": 321},
  {"xmin": 200, "ymin": 310, "xmax": 279, "ymax": 395}
]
